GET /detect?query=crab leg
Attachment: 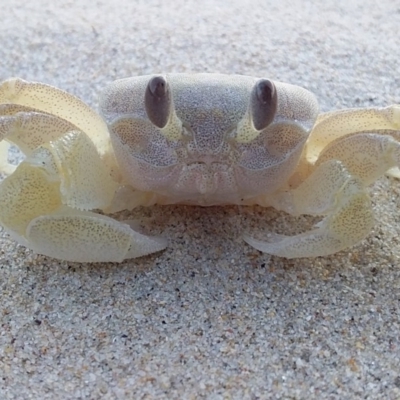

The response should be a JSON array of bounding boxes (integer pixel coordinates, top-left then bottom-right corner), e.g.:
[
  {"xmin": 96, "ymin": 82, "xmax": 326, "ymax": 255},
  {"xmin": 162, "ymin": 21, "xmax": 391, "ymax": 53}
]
[
  {"xmin": 0, "ymin": 141, "xmax": 15, "ymax": 174},
  {"xmin": 0, "ymin": 78, "xmax": 112, "ymax": 157},
  {"xmin": 245, "ymin": 126, "xmax": 400, "ymax": 258},
  {"xmin": 0, "ymin": 130, "xmax": 167, "ymax": 262},
  {"xmin": 306, "ymin": 105, "xmax": 400, "ymax": 163},
  {"xmin": 245, "ymin": 160, "xmax": 374, "ymax": 258},
  {"xmin": 0, "ymin": 108, "xmax": 79, "ymax": 151},
  {"xmin": 25, "ymin": 208, "xmax": 167, "ymax": 262}
]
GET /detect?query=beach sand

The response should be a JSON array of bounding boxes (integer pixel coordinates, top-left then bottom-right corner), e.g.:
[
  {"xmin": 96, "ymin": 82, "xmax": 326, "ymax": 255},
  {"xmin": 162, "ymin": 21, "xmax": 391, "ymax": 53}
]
[{"xmin": 1, "ymin": 1, "xmax": 399, "ymax": 398}]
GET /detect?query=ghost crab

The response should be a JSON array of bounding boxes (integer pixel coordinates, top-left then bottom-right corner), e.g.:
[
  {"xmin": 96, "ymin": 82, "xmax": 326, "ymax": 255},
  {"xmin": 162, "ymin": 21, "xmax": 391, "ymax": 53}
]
[{"xmin": 0, "ymin": 74, "xmax": 399, "ymax": 262}]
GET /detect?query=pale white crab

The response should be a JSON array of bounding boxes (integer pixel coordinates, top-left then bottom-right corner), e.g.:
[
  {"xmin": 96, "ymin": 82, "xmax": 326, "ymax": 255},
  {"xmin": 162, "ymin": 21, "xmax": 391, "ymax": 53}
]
[{"xmin": 0, "ymin": 74, "xmax": 399, "ymax": 262}]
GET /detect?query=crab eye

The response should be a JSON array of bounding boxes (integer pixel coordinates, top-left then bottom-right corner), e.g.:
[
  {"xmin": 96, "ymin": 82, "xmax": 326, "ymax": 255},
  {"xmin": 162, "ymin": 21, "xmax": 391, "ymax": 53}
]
[
  {"xmin": 251, "ymin": 79, "xmax": 277, "ymax": 131},
  {"xmin": 144, "ymin": 75, "xmax": 172, "ymax": 129}
]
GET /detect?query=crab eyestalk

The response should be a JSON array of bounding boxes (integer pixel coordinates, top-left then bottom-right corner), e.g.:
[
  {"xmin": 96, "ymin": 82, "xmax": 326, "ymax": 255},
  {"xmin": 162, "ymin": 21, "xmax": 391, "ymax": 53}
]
[
  {"xmin": 143, "ymin": 75, "xmax": 183, "ymax": 141},
  {"xmin": 250, "ymin": 79, "xmax": 277, "ymax": 131},
  {"xmin": 144, "ymin": 75, "xmax": 172, "ymax": 129},
  {"xmin": 236, "ymin": 78, "xmax": 278, "ymax": 143}
]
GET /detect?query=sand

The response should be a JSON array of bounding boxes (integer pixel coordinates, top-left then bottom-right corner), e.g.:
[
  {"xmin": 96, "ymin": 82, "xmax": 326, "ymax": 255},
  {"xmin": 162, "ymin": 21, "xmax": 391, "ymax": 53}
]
[{"xmin": 0, "ymin": 0, "xmax": 399, "ymax": 398}]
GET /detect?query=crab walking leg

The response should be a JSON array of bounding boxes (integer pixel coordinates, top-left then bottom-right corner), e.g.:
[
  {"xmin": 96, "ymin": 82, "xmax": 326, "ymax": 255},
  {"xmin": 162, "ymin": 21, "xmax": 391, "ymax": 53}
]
[
  {"xmin": 31, "ymin": 130, "xmax": 119, "ymax": 210},
  {"xmin": 0, "ymin": 140, "xmax": 15, "ymax": 174},
  {"xmin": 244, "ymin": 161, "xmax": 374, "ymax": 258},
  {"xmin": 0, "ymin": 111, "xmax": 79, "ymax": 155},
  {"xmin": 271, "ymin": 132, "xmax": 400, "ymax": 215},
  {"xmin": 0, "ymin": 78, "xmax": 111, "ymax": 157},
  {"xmin": 0, "ymin": 104, "xmax": 52, "ymax": 175},
  {"xmin": 306, "ymin": 105, "xmax": 400, "ymax": 163},
  {"xmin": 314, "ymin": 132, "xmax": 400, "ymax": 183}
]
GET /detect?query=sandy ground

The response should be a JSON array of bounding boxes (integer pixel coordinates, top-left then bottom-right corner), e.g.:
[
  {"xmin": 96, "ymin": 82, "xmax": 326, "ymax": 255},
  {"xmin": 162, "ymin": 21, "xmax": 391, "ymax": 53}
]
[{"xmin": 1, "ymin": 0, "xmax": 400, "ymax": 398}]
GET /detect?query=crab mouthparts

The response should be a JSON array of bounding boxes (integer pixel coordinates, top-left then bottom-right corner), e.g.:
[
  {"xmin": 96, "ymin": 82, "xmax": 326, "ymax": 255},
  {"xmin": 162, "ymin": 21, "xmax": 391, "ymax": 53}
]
[{"xmin": 182, "ymin": 161, "xmax": 234, "ymax": 196}]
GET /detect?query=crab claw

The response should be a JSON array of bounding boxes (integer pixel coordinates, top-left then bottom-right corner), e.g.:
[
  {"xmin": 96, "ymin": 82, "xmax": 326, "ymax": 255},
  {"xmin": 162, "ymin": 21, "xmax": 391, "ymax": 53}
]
[{"xmin": 244, "ymin": 160, "xmax": 374, "ymax": 258}]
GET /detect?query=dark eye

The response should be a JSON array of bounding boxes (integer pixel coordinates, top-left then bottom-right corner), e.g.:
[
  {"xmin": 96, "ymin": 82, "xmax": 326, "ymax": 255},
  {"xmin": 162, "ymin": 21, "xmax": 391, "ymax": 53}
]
[
  {"xmin": 250, "ymin": 79, "xmax": 277, "ymax": 131},
  {"xmin": 144, "ymin": 75, "xmax": 172, "ymax": 129}
]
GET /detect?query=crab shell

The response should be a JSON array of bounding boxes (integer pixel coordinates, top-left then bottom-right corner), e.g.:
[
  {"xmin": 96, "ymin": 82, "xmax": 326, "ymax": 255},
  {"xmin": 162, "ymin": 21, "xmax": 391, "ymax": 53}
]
[{"xmin": 100, "ymin": 74, "xmax": 318, "ymax": 206}]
